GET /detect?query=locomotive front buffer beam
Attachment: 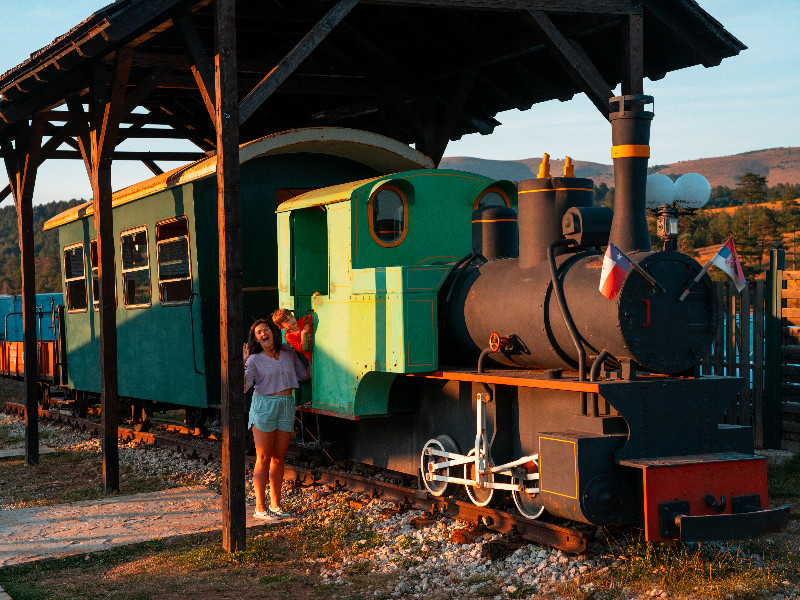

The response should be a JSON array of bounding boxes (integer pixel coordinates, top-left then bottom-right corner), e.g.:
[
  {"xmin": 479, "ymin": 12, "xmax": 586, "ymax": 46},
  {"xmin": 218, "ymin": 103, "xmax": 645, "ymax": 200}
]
[{"xmin": 620, "ymin": 454, "xmax": 790, "ymax": 542}]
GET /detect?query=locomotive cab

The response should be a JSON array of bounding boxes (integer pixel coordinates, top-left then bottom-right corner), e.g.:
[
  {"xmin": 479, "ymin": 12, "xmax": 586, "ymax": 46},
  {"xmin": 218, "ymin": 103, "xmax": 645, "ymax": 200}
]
[{"xmin": 276, "ymin": 173, "xmax": 517, "ymax": 418}]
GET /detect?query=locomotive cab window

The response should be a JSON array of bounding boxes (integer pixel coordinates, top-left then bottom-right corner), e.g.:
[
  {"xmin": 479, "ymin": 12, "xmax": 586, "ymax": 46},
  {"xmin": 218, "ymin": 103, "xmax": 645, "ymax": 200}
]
[
  {"xmin": 90, "ymin": 239, "xmax": 117, "ymax": 310},
  {"xmin": 369, "ymin": 185, "xmax": 407, "ymax": 247},
  {"xmin": 474, "ymin": 187, "xmax": 510, "ymax": 210},
  {"xmin": 156, "ymin": 217, "xmax": 192, "ymax": 305},
  {"xmin": 120, "ymin": 227, "xmax": 151, "ymax": 308},
  {"xmin": 63, "ymin": 243, "xmax": 88, "ymax": 312}
]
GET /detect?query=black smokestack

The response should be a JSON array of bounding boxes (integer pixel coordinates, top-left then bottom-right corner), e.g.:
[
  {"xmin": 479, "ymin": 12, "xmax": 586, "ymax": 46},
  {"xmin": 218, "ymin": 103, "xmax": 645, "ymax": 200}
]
[{"xmin": 608, "ymin": 95, "xmax": 654, "ymax": 253}]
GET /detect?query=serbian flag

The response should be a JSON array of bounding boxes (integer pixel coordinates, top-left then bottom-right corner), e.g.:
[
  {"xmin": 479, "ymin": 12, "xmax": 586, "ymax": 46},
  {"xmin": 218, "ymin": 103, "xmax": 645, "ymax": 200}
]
[
  {"xmin": 711, "ymin": 236, "xmax": 746, "ymax": 292},
  {"xmin": 599, "ymin": 242, "xmax": 632, "ymax": 300}
]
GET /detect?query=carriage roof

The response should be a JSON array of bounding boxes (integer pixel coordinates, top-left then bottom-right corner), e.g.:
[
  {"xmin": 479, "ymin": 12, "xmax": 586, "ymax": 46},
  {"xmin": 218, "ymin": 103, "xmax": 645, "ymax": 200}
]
[{"xmin": 43, "ymin": 127, "xmax": 433, "ymax": 231}]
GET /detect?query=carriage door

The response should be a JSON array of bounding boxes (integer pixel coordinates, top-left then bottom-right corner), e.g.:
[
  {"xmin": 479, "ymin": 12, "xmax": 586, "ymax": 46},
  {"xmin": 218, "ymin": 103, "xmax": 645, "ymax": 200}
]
[{"xmin": 290, "ymin": 208, "xmax": 328, "ymax": 311}]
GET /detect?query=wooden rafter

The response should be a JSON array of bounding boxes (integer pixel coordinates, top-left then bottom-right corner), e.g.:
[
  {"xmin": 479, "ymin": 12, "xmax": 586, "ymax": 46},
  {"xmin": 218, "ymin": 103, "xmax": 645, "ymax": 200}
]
[
  {"xmin": 238, "ymin": 0, "xmax": 360, "ymax": 126},
  {"xmin": 361, "ymin": 0, "xmax": 637, "ymax": 12},
  {"xmin": 174, "ymin": 13, "xmax": 217, "ymax": 123},
  {"xmin": 643, "ymin": 0, "xmax": 722, "ymax": 68},
  {"xmin": 526, "ymin": 10, "xmax": 614, "ymax": 118}
]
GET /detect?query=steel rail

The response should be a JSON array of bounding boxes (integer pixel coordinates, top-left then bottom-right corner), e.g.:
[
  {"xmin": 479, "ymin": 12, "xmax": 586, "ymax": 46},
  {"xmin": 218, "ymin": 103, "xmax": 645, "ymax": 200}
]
[{"xmin": 4, "ymin": 402, "xmax": 592, "ymax": 553}]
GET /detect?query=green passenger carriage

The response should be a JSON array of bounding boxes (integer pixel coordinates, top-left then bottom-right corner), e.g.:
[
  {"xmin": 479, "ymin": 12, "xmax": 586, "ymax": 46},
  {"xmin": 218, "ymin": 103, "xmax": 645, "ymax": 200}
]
[{"xmin": 43, "ymin": 127, "xmax": 433, "ymax": 417}]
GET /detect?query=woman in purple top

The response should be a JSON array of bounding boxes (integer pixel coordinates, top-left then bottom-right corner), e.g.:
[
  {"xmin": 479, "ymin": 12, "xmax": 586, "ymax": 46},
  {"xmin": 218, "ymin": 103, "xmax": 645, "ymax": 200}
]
[{"xmin": 243, "ymin": 318, "xmax": 309, "ymax": 521}]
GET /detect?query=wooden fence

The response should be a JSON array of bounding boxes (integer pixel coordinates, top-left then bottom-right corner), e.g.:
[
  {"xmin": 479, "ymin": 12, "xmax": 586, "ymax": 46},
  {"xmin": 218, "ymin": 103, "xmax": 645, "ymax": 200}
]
[
  {"xmin": 778, "ymin": 270, "xmax": 800, "ymax": 451},
  {"xmin": 701, "ymin": 280, "xmax": 767, "ymax": 446}
]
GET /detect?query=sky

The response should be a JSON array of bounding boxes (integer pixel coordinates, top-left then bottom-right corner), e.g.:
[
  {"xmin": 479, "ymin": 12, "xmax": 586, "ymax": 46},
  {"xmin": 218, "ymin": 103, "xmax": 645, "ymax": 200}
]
[{"xmin": 0, "ymin": 0, "xmax": 798, "ymax": 204}]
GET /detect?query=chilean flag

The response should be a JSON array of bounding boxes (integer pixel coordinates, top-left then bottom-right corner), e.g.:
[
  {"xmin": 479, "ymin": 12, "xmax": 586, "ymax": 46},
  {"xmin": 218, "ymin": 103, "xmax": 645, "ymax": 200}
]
[
  {"xmin": 711, "ymin": 236, "xmax": 746, "ymax": 292},
  {"xmin": 599, "ymin": 242, "xmax": 632, "ymax": 300}
]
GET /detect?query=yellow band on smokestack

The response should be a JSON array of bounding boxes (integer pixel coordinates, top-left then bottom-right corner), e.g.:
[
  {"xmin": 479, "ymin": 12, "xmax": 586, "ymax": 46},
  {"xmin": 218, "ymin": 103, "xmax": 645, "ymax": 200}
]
[
  {"xmin": 611, "ymin": 144, "xmax": 650, "ymax": 159},
  {"xmin": 537, "ymin": 153, "xmax": 550, "ymax": 178}
]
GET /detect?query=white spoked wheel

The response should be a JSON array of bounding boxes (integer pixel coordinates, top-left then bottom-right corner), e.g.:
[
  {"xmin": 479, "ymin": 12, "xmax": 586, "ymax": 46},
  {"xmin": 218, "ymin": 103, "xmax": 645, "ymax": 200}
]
[
  {"xmin": 464, "ymin": 447, "xmax": 505, "ymax": 508},
  {"xmin": 421, "ymin": 435, "xmax": 461, "ymax": 497},
  {"xmin": 512, "ymin": 460, "xmax": 545, "ymax": 519}
]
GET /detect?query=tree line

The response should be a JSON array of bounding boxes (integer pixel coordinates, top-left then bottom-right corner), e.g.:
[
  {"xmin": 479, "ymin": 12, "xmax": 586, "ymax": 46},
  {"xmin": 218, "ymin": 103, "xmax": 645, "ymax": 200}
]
[
  {"xmin": 596, "ymin": 173, "xmax": 800, "ymax": 279},
  {"xmin": 0, "ymin": 199, "xmax": 83, "ymax": 295}
]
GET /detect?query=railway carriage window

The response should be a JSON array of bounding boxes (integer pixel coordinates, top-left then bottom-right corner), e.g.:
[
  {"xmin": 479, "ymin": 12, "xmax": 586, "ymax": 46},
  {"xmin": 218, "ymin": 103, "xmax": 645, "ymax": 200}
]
[
  {"xmin": 63, "ymin": 243, "xmax": 88, "ymax": 312},
  {"xmin": 474, "ymin": 187, "xmax": 510, "ymax": 210},
  {"xmin": 120, "ymin": 227, "xmax": 151, "ymax": 308},
  {"xmin": 368, "ymin": 185, "xmax": 407, "ymax": 247},
  {"xmin": 156, "ymin": 217, "xmax": 192, "ymax": 305}
]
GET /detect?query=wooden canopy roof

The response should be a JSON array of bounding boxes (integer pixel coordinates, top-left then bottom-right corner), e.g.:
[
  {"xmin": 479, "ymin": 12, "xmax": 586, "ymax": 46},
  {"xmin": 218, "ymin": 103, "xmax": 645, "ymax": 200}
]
[{"xmin": 0, "ymin": 0, "xmax": 745, "ymax": 169}]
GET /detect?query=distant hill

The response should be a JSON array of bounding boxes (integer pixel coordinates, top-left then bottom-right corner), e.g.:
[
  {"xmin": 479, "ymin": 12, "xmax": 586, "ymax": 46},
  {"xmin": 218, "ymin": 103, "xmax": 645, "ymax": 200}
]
[{"xmin": 440, "ymin": 147, "xmax": 800, "ymax": 189}]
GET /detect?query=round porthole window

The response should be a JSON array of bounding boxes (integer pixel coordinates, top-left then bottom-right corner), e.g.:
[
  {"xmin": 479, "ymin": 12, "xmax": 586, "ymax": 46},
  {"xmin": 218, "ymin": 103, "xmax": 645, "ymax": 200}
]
[
  {"xmin": 369, "ymin": 185, "xmax": 407, "ymax": 247},
  {"xmin": 474, "ymin": 187, "xmax": 510, "ymax": 210}
]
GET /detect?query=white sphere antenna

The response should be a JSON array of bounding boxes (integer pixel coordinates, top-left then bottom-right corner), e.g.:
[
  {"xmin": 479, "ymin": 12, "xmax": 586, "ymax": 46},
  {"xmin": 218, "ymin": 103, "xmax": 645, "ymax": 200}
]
[
  {"xmin": 646, "ymin": 174, "xmax": 676, "ymax": 210},
  {"xmin": 674, "ymin": 173, "xmax": 711, "ymax": 210}
]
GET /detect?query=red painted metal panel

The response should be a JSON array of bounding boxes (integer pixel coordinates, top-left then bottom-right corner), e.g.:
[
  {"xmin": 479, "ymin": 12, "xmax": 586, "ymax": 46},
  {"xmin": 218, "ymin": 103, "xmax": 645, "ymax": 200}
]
[{"xmin": 634, "ymin": 456, "xmax": 768, "ymax": 541}]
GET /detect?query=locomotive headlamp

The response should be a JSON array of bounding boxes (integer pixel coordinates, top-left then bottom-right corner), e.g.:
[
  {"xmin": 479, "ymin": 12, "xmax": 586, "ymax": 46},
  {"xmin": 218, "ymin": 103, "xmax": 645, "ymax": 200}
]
[
  {"xmin": 645, "ymin": 174, "xmax": 675, "ymax": 210},
  {"xmin": 674, "ymin": 173, "xmax": 711, "ymax": 210}
]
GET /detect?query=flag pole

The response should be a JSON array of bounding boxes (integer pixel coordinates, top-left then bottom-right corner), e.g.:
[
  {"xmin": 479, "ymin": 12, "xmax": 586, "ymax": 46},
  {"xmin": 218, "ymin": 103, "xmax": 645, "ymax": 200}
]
[
  {"xmin": 678, "ymin": 258, "xmax": 715, "ymax": 302},
  {"xmin": 627, "ymin": 256, "xmax": 667, "ymax": 293}
]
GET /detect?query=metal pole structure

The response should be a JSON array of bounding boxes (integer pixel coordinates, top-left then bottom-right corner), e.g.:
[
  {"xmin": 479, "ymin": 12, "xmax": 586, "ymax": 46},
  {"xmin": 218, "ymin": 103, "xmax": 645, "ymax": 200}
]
[{"xmin": 215, "ymin": 0, "xmax": 246, "ymax": 553}]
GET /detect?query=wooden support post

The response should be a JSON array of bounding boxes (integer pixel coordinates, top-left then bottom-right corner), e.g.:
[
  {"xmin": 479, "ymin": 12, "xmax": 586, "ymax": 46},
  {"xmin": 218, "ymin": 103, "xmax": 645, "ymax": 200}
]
[
  {"xmin": 68, "ymin": 49, "xmax": 132, "ymax": 493},
  {"xmin": 764, "ymin": 248, "xmax": 784, "ymax": 448},
  {"xmin": 621, "ymin": 12, "xmax": 644, "ymax": 96},
  {"xmin": 2, "ymin": 116, "xmax": 45, "ymax": 466},
  {"xmin": 215, "ymin": 0, "xmax": 246, "ymax": 553}
]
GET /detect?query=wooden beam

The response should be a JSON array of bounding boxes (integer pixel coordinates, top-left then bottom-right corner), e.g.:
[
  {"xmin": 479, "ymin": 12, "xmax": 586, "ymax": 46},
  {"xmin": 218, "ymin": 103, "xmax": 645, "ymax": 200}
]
[
  {"xmin": 643, "ymin": 0, "xmax": 722, "ymax": 68},
  {"xmin": 329, "ymin": 24, "xmax": 426, "ymax": 139},
  {"xmin": 215, "ymin": 0, "xmax": 246, "ymax": 554},
  {"xmin": 142, "ymin": 159, "xmax": 164, "ymax": 175},
  {"xmin": 238, "ymin": 0, "xmax": 360, "ymax": 126},
  {"xmin": 121, "ymin": 64, "xmax": 174, "ymax": 117},
  {"xmin": 425, "ymin": 67, "xmax": 478, "ymax": 164},
  {"xmin": 46, "ymin": 150, "xmax": 206, "ymax": 161},
  {"xmin": 526, "ymin": 10, "xmax": 614, "ymax": 118},
  {"xmin": 65, "ymin": 97, "xmax": 93, "ymax": 181},
  {"xmin": 361, "ymin": 0, "xmax": 636, "ymax": 12},
  {"xmin": 2, "ymin": 115, "xmax": 46, "ymax": 466},
  {"xmin": 621, "ymin": 11, "xmax": 644, "ymax": 96},
  {"xmin": 174, "ymin": 14, "xmax": 217, "ymax": 123},
  {"xmin": 42, "ymin": 109, "xmax": 200, "ymax": 128}
]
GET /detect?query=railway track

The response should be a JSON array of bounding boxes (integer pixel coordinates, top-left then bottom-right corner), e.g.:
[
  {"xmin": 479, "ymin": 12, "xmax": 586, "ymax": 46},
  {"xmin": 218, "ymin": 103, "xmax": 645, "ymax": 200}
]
[{"xmin": 4, "ymin": 402, "xmax": 594, "ymax": 553}]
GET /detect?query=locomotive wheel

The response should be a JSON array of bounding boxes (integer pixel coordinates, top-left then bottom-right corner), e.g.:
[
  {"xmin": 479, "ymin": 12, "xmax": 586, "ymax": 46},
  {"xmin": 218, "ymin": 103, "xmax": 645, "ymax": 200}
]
[
  {"xmin": 512, "ymin": 461, "xmax": 545, "ymax": 519},
  {"xmin": 421, "ymin": 435, "xmax": 461, "ymax": 497},
  {"xmin": 464, "ymin": 447, "xmax": 505, "ymax": 508}
]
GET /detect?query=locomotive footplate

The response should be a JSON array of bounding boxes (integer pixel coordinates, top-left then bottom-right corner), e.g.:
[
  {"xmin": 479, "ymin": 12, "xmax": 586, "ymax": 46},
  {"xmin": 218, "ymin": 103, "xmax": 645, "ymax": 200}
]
[{"xmin": 620, "ymin": 453, "xmax": 790, "ymax": 542}]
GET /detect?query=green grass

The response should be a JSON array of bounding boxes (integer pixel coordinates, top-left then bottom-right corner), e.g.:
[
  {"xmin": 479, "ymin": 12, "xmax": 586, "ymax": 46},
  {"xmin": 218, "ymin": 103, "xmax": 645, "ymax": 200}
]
[
  {"xmin": 0, "ymin": 449, "xmax": 178, "ymax": 508},
  {"xmin": 584, "ymin": 530, "xmax": 800, "ymax": 600}
]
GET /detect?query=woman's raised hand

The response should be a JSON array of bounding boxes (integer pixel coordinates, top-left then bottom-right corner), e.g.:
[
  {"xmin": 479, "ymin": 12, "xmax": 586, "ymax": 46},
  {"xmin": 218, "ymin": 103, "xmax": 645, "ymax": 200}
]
[{"xmin": 243, "ymin": 342, "xmax": 250, "ymax": 362}]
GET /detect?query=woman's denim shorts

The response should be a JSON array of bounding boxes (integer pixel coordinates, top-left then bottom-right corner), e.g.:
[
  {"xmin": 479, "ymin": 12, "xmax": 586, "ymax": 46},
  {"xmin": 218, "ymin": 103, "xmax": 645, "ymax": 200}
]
[{"xmin": 248, "ymin": 394, "xmax": 295, "ymax": 433}]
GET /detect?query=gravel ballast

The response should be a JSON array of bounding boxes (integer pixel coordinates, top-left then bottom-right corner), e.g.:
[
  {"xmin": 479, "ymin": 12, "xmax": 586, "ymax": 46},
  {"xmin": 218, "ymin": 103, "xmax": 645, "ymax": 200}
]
[{"xmin": 1, "ymin": 414, "xmax": 797, "ymax": 600}]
